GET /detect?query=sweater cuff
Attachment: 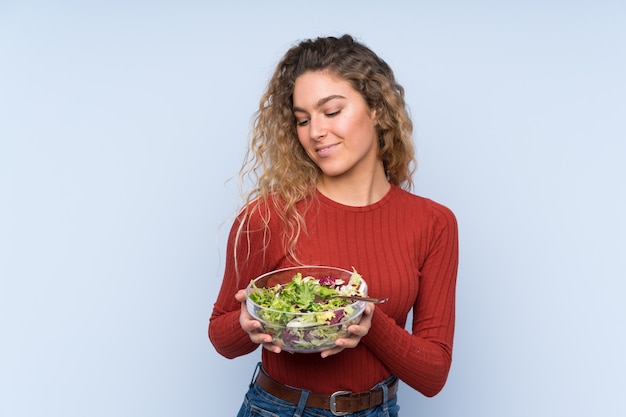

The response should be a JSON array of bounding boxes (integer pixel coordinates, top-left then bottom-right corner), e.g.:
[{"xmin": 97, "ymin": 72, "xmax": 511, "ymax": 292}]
[{"xmin": 363, "ymin": 308, "xmax": 397, "ymax": 350}]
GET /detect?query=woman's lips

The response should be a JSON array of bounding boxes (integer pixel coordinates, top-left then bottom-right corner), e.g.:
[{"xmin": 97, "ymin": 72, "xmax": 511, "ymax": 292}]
[{"xmin": 316, "ymin": 143, "xmax": 338, "ymax": 157}]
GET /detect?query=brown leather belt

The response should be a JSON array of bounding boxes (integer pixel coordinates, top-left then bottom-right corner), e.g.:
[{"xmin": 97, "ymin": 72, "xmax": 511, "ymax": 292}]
[{"xmin": 255, "ymin": 367, "xmax": 398, "ymax": 416}]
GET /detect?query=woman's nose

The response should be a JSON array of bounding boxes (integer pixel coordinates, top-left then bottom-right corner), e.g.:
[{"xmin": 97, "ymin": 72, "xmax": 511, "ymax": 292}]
[{"xmin": 309, "ymin": 116, "xmax": 326, "ymax": 141}]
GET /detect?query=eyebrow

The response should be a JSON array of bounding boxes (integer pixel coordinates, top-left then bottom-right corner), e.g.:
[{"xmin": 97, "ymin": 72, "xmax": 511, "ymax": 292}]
[{"xmin": 293, "ymin": 94, "xmax": 346, "ymax": 113}]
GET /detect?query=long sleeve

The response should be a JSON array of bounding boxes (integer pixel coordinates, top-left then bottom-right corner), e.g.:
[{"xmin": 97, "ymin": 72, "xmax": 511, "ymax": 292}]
[
  {"xmin": 363, "ymin": 202, "xmax": 458, "ymax": 396},
  {"xmin": 208, "ymin": 207, "xmax": 285, "ymax": 358}
]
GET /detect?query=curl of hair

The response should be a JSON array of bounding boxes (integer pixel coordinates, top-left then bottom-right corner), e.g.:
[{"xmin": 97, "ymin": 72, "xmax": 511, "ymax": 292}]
[{"xmin": 235, "ymin": 34, "xmax": 415, "ymax": 272}]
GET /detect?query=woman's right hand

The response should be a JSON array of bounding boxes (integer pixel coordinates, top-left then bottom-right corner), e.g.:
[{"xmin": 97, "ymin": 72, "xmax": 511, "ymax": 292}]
[{"xmin": 235, "ymin": 289, "xmax": 282, "ymax": 354}]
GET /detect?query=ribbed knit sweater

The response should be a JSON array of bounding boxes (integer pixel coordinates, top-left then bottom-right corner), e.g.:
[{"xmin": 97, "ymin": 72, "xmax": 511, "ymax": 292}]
[{"xmin": 209, "ymin": 184, "xmax": 458, "ymax": 397}]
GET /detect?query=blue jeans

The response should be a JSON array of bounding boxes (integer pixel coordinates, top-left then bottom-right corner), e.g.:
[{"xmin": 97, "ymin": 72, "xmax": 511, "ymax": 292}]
[{"xmin": 236, "ymin": 365, "xmax": 400, "ymax": 417}]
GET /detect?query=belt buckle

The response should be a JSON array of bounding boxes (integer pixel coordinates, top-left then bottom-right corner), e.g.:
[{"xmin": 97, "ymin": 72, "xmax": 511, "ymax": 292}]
[{"xmin": 329, "ymin": 390, "xmax": 352, "ymax": 416}]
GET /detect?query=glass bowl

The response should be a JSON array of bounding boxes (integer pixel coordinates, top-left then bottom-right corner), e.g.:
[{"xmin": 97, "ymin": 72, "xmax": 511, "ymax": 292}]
[{"xmin": 245, "ymin": 265, "xmax": 368, "ymax": 353}]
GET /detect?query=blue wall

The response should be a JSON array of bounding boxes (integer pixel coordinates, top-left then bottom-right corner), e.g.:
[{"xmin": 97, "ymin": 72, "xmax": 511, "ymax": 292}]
[{"xmin": 1, "ymin": 1, "xmax": 625, "ymax": 416}]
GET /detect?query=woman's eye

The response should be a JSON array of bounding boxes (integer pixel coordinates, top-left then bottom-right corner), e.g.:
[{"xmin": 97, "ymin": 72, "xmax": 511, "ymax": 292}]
[
  {"xmin": 296, "ymin": 119, "xmax": 309, "ymax": 127},
  {"xmin": 326, "ymin": 110, "xmax": 340, "ymax": 118}
]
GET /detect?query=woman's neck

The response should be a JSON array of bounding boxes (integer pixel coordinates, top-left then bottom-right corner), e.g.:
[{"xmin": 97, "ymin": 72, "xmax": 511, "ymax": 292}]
[{"xmin": 316, "ymin": 164, "xmax": 390, "ymax": 207}]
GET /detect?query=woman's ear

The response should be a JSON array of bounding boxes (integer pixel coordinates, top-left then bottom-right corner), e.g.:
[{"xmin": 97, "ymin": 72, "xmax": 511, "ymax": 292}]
[{"xmin": 371, "ymin": 108, "xmax": 378, "ymax": 125}]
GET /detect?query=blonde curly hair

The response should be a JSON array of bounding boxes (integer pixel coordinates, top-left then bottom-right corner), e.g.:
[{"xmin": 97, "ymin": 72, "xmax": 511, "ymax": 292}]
[{"xmin": 235, "ymin": 34, "xmax": 416, "ymax": 268}]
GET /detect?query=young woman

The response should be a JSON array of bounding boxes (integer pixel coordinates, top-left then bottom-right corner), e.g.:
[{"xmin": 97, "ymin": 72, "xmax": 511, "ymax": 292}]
[{"xmin": 209, "ymin": 34, "xmax": 458, "ymax": 417}]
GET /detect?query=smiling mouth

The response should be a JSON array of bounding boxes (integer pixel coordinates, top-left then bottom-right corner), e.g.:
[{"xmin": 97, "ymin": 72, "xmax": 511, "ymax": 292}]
[{"xmin": 316, "ymin": 143, "xmax": 337, "ymax": 156}]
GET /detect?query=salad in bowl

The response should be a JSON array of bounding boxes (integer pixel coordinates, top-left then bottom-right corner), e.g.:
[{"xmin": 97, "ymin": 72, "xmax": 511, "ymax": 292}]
[{"xmin": 245, "ymin": 266, "xmax": 368, "ymax": 353}]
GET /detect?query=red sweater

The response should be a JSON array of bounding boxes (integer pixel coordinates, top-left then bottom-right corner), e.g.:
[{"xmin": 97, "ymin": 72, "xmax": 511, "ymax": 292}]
[{"xmin": 209, "ymin": 185, "xmax": 458, "ymax": 397}]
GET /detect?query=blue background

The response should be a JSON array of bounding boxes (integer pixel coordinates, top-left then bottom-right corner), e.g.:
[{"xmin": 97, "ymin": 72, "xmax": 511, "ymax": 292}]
[{"xmin": 1, "ymin": 1, "xmax": 625, "ymax": 416}]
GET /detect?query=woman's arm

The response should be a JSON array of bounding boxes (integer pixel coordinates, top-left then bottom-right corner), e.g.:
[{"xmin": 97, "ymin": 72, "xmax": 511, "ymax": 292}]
[
  {"xmin": 363, "ymin": 205, "xmax": 459, "ymax": 396},
  {"xmin": 208, "ymin": 210, "xmax": 276, "ymax": 358}
]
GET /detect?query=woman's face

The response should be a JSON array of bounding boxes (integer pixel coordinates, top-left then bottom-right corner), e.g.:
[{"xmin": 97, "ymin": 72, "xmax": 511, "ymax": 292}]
[{"xmin": 292, "ymin": 71, "xmax": 379, "ymax": 181}]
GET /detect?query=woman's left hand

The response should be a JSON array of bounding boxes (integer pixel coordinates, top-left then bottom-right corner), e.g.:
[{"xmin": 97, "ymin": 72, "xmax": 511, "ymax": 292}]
[{"xmin": 320, "ymin": 302, "xmax": 375, "ymax": 358}]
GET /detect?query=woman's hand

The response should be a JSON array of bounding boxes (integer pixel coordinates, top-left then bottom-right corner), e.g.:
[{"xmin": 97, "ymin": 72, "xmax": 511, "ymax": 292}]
[
  {"xmin": 320, "ymin": 302, "xmax": 375, "ymax": 358},
  {"xmin": 235, "ymin": 289, "xmax": 282, "ymax": 354}
]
